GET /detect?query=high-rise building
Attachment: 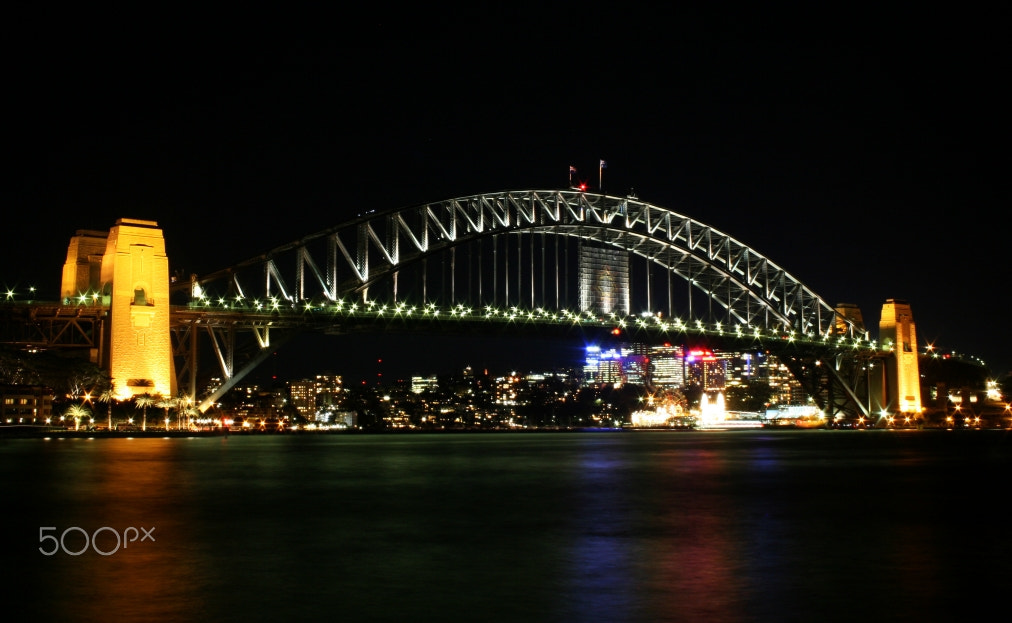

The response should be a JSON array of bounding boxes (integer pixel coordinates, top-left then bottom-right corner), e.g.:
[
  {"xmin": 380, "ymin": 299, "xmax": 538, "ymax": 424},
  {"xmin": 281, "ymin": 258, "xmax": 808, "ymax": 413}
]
[
  {"xmin": 288, "ymin": 379, "xmax": 316, "ymax": 420},
  {"xmin": 621, "ymin": 343, "xmax": 650, "ymax": 385},
  {"xmin": 685, "ymin": 348, "xmax": 725, "ymax": 390},
  {"xmin": 579, "ymin": 244, "xmax": 629, "ymax": 316},
  {"xmin": 583, "ymin": 346, "xmax": 624, "ymax": 385},
  {"xmin": 411, "ymin": 376, "xmax": 439, "ymax": 394},
  {"xmin": 648, "ymin": 343, "xmax": 685, "ymax": 389},
  {"xmin": 721, "ymin": 351, "xmax": 804, "ymax": 405},
  {"xmin": 313, "ymin": 374, "xmax": 343, "ymax": 409}
]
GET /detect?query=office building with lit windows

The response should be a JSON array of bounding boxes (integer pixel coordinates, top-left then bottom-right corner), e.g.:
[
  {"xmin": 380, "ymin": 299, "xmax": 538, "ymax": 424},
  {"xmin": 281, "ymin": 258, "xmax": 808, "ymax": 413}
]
[
  {"xmin": 288, "ymin": 379, "xmax": 317, "ymax": 420},
  {"xmin": 1, "ymin": 385, "xmax": 53, "ymax": 425},
  {"xmin": 583, "ymin": 346, "xmax": 625, "ymax": 385},
  {"xmin": 411, "ymin": 376, "xmax": 439, "ymax": 394},
  {"xmin": 718, "ymin": 350, "xmax": 804, "ymax": 406},
  {"xmin": 649, "ymin": 343, "xmax": 686, "ymax": 388},
  {"xmin": 685, "ymin": 348, "xmax": 725, "ymax": 390},
  {"xmin": 579, "ymin": 245, "xmax": 629, "ymax": 315}
]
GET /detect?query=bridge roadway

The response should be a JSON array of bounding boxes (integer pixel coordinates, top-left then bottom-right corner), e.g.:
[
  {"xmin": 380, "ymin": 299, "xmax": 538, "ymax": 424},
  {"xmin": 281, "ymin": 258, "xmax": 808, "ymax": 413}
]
[{"xmin": 1, "ymin": 296, "xmax": 885, "ymax": 420}]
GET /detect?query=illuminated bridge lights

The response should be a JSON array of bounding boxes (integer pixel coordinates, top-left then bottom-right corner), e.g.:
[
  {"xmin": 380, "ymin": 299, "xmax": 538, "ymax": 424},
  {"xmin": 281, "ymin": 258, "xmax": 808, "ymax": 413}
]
[{"xmin": 168, "ymin": 288, "xmax": 907, "ymax": 357}]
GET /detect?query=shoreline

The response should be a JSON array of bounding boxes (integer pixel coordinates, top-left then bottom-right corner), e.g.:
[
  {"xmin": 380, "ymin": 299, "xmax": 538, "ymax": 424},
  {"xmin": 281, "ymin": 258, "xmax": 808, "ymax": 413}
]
[{"xmin": 2, "ymin": 425, "xmax": 1006, "ymax": 439}]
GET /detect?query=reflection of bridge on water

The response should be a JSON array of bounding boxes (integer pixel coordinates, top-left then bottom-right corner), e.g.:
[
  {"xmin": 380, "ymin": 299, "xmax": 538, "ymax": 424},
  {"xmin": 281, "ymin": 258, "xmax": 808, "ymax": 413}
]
[{"xmin": 5, "ymin": 190, "xmax": 922, "ymax": 420}]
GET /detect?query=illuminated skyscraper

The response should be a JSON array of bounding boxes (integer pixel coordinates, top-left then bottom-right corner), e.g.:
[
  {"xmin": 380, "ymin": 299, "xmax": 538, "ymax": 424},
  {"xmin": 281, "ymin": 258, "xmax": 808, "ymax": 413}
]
[
  {"xmin": 621, "ymin": 343, "xmax": 650, "ymax": 385},
  {"xmin": 288, "ymin": 379, "xmax": 317, "ymax": 420},
  {"xmin": 579, "ymin": 245, "xmax": 629, "ymax": 316},
  {"xmin": 722, "ymin": 351, "xmax": 804, "ymax": 406},
  {"xmin": 411, "ymin": 376, "xmax": 439, "ymax": 394},
  {"xmin": 684, "ymin": 348, "xmax": 725, "ymax": 390},
  {"xmin": 314, "ymin": 374, "xmax": 343, "ymax": 407},
  {"xmin": 648, "ymin": 343, "xmax": 685, "ymax": 388},
  {"xmin": 583, "ymin": 346, "xmax": 624, "ymax": 385}
]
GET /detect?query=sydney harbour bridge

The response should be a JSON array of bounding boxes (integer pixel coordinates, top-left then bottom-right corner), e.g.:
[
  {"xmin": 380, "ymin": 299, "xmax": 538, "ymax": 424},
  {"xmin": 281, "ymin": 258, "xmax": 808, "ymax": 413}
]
[{"xmin": 1, "ymin": 189, "xmax": 916, "ymax": 420}]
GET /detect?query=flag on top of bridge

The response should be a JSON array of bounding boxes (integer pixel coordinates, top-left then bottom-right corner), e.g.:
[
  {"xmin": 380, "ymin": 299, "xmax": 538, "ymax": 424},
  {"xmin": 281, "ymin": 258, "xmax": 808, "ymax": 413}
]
[
  {"xmin": 599, "ymin": 159, "xmax": 607, "ymax": 168},
  {"xmin": 569, "ymin": 165, "xmax": 576, "ymax": 173}
]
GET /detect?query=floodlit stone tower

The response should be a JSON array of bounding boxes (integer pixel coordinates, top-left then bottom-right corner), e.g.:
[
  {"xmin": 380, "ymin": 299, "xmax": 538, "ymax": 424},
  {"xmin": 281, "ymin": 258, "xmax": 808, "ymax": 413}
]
[
  {"xmin": 877, "ymin": 299, "xmax": 922, "ymax": 415},
  {"xmin": 97, "ymin": 219, "xmax": 176, "ymax": 401},
  {"xmin": 61, "ymin": 229, "xmax": 111, "ymax": 303},
  {"xmin": 833, "ymin": 302, "xmax": 865, "ymax": 335}
]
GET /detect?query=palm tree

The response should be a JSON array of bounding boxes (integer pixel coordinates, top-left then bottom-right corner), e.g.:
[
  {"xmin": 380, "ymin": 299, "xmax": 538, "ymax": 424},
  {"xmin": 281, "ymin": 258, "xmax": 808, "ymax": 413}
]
[
  {"xmin": 64, "ymin": 404, "xmax": 92, "ymax": 431},
  {"xmin": 134, "ymin": 394, "xmax": 155, "ymax": 431},
  {"xmin": 157, "ymin": 396, "xmax": 177, "ymax": 430},
  {"xmin": 180, "ymin": 404, "xmax": 199, "ymax": 431},
  {"xmin": 97, "ymin": 387, "xmax": 116, "ymax": 431}
]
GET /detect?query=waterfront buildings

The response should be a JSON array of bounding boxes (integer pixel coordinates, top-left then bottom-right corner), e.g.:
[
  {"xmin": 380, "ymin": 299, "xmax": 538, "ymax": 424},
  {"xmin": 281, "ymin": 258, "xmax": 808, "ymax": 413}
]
[{"xmin": 0, "ymin": 385, "xmax": 53, "ymax": 424}]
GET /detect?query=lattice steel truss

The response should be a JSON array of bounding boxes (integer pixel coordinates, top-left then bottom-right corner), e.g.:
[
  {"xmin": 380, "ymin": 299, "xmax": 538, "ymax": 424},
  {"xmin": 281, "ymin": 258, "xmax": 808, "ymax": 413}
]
[
  {"xmin": 159, "ymin": 189, "xmax": 887, "ymax": 417},
  {"xmin": 178, "ymin": 190, "xmax": 867, "ymax": 341}
]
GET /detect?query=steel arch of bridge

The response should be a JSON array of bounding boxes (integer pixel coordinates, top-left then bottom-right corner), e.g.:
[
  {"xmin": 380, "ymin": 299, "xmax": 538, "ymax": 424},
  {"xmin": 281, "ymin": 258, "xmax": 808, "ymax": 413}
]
[
  {"xmin": 180, "ymin": 190, "xmax": 866, "ymax": 341},
  {"xmin": 173, "ymin": 190, "xmax": 879, "ymax": 417}
]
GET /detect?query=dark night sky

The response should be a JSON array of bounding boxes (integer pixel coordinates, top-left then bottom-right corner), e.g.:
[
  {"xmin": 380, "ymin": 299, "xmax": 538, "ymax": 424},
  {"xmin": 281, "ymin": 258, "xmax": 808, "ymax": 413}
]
[{"xmin": 3, "ymin": 7, "xmax": 1009, "ymax": 382}]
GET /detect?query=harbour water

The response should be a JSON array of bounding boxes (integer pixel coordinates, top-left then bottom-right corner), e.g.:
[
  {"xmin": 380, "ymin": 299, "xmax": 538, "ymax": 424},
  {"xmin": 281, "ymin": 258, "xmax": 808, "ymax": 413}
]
[{"xmin": 4, "ymin": 429, "xmax": 1011, "ymax": 622}]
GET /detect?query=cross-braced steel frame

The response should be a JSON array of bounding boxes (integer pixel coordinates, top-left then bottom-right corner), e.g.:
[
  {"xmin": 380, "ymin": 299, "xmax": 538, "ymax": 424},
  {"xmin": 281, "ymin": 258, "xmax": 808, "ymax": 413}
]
[{"xmin": 168, "ymin": 190, "xmax": 880, "ymax": 417}]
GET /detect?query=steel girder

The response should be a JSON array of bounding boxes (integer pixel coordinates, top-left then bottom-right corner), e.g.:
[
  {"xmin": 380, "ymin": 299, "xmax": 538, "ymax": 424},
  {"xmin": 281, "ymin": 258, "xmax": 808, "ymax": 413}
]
[
  {"xmin": 0, "ymin": 303, "xmax": 106, "ymax": 354},
  {"xmin": 178, "ymin": 190, "xmax": 866, "ymax": 341},
  {"xmin": 170, "ymin": 190, "xmax": 877, "ymax": 415}
]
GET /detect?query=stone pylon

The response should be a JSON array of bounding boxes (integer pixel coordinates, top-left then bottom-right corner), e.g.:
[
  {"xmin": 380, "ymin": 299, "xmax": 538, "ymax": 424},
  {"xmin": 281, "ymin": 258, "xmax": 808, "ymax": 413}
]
[
  {"xmin": 94, "ymin": 219, "xmax": 176, "ymax": 401},
  {"xmin": 876, "ymin": 299, "xmax": 922, "ymax": 415}
]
